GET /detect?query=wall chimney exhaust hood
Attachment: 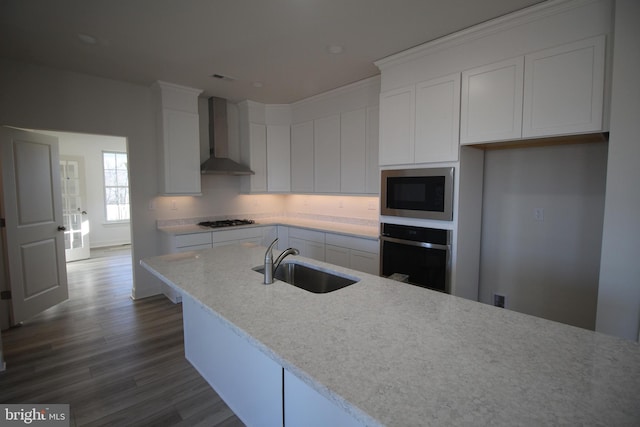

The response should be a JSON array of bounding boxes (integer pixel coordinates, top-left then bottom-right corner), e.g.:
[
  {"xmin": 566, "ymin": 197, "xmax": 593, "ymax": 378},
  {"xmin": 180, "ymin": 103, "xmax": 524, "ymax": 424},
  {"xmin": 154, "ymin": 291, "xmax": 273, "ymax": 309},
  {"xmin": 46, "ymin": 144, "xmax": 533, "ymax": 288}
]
[{"xmin": 201, "ymin": 96, "xmax": 254, "ymax": 175}]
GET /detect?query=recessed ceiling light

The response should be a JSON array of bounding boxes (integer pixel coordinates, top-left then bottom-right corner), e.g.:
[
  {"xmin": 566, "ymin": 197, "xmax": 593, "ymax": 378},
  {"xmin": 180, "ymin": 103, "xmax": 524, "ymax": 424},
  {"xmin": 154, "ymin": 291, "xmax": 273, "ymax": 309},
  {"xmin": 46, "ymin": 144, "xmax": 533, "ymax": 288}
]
[
  {"xmin": 77, "ymin": 33, "xmax": 97, "ymax": 45},
  {"xmin": 252, "ymin": 81, "xmax": 263, "ymax": 88},
  {"xmin": 327, "ymin": 45, "xmax": 344, "ymax": 54}
]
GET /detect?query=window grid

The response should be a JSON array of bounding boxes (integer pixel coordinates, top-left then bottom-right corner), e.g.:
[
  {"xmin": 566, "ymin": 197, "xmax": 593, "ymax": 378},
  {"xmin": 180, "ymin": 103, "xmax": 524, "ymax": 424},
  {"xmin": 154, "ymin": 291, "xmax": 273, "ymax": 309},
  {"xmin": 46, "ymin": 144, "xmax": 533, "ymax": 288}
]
[{"xmin": 103, "ymin": 151, "xmax": 130, "ymax": 222}]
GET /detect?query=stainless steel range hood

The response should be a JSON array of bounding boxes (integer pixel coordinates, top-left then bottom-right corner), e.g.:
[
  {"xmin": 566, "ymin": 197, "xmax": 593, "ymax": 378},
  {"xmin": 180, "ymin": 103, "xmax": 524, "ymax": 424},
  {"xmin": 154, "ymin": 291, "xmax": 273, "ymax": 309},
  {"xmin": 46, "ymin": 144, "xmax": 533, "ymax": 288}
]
[{"xmin": 201, "ymin": 96, "xmax": 254, "ymax": 175}]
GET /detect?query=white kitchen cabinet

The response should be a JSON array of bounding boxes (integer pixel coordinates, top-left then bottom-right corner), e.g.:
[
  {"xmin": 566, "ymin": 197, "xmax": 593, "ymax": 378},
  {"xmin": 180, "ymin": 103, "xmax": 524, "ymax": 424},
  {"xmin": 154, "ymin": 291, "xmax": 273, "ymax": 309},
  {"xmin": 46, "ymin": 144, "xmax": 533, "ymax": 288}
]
[
  {"xmin": 182, "ymin": 295, "xmax": 283, "ymax": 427},
  {"xmin": 212, "ymin": 227, "xmax": 264, "ymax": 247},
  {"xmin": 379, "ymin": 86, "xmax": 415, "ymax": 165},
  {"xmin": 241, "ymin": 122, "xmax": 268, "ymax": 193},
  {"xmin": 461, "ymin": 57, "xmax": 524, "ymax": 144},
  {"xmin": 340, "ymin": 108, "xmax": 366, "ymax": 193},
  {"xmin": 325, "ymin": 245, "xmax": 350, "ymax": 269},
  {"xmin": 173, "ymin": 232, "xmax": 213, "ymax": 252},
  {"xmin": 288, "ymin": 228, "xmax": 325, "ymax": 262},
  {"xmin": 266, "ymin": 125, "xmax": 291, "ymax": 192},
  {"xmin": 365, "ymin": 106, "xmax": 380, "ymax": 194},
  {"xmin": 314, "ymin": 114, "xmax": 341, "ymax": 193},
  {"xmin": 291, "ymin": 121, "xmax": 314, "ymax": 193},
  {"xmin": 325, "ymin": 233, "xmax": 379, "ymax": 275},
  {"xmin": 152, "ymin": 81, "xmax": 203, "ymax": 195},
  {"xmin": 523, "ymin": 35, "xmax": 606, "ymax": 138},
  {"xmin": 284, "ymin": 370, "xmax": 364, "ymax": 427},
  {"xmin": 415, "ymin": 73, "xmax": 460, "ymax": 163}
]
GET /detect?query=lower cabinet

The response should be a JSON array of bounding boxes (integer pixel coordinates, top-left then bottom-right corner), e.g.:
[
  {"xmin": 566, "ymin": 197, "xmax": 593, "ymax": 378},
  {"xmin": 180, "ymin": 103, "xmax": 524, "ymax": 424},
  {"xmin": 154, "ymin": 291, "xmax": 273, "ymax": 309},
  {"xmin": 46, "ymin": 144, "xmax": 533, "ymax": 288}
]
[
  {"xmin": 182, "ymin": 293, "xmax": 365, "ymax": 427},
  {"xmin": 325, "ymin": 233, "xmax": 379, "ymax": 275},
  {"xmin": 288, "ymin": 228, "xmax": 326, "ymax": 261}
]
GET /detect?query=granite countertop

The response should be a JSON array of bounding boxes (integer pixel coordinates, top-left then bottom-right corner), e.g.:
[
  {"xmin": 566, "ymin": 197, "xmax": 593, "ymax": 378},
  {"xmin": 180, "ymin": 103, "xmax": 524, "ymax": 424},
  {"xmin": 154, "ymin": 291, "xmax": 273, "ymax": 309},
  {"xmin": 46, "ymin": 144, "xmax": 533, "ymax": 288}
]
[
  {"xmin": 141, "ymin": 244, "xmax": 640, "ymax": 426},
  {"xmin": 157, "ymin": 216, "xmax": 379, "ymax": 240}
]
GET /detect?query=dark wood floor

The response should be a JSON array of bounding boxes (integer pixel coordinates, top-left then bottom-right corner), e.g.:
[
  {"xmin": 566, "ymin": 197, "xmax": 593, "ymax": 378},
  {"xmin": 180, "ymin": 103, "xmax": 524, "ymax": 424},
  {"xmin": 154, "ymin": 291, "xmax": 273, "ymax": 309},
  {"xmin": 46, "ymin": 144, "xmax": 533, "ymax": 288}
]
[{"xmin": 0, "ymin": 246, "xmax": 244, "ymax": 427}]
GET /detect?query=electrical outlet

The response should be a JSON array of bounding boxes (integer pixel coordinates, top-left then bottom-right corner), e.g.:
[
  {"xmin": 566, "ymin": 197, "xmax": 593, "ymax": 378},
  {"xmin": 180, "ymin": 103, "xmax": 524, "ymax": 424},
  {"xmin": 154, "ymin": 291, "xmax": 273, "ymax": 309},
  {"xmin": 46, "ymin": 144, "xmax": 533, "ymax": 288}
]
[
  {"xmin": 368, "ymin": 201, "xmax": 376, "ymax": 210},
  {"xmin": 493, "ymin": 293, "xmax": 506, "ymax": 308},
  {"xmin": 171, "ymin": 200, "xmax": 178, "ymax": 210},
  {"xmin": 534, "ymin": 207, "xmax": 544, "ymax": 221}
]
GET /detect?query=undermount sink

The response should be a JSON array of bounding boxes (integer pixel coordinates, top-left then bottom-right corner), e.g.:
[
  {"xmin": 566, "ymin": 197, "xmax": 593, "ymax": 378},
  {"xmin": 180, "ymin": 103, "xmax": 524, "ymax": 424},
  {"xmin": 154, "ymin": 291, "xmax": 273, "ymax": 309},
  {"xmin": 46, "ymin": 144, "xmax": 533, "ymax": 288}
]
[{"xmin": 252, "ymin": 262, "xmax": 359, "ymax": 294}]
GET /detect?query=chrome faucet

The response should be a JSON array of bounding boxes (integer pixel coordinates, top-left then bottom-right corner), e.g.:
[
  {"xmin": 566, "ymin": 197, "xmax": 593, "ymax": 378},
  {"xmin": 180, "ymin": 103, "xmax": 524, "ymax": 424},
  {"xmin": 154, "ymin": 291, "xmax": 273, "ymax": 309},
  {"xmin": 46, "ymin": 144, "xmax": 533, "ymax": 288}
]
[{"xmin": 263, "ymin": 238, "xmax": 299, "ymax": 284}]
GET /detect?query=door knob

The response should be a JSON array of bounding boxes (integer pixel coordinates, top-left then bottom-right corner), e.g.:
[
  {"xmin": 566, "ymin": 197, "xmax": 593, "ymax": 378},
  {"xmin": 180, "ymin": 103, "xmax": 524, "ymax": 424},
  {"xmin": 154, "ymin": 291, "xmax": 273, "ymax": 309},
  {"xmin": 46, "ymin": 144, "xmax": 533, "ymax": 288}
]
[{"xmin": 57, "ymin": 226, "xmax": 66, "ymax": 231}]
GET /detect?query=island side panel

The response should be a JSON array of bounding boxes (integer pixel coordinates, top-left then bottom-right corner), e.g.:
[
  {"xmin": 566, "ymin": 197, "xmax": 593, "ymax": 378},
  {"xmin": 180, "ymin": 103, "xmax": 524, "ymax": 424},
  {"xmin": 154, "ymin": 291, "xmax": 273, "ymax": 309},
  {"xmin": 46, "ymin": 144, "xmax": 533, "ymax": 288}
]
[
  {"xmin": 182, "ymin": 294, "xmax": 283, "ymax": 427},
  {"xmin": 284, "ymin": 370, "xmax": 366, "ymax": 427}
]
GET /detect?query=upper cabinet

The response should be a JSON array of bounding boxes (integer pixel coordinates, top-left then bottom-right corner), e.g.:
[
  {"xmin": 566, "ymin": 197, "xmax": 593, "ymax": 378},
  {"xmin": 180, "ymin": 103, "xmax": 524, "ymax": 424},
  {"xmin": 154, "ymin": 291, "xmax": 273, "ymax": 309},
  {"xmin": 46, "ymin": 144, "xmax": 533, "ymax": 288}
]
[
  {"xmin": 290, "ymin": 121, "xmax": 314, "ymax": 193},
  {"xmin": 266, "ymin": 124, "xmax": 291, "ymax": 192},
  {"xmin": 239, "ymin": 101, "xmax": 291, "ymax": 193},
  {"xmin": 314, "ymin": 114, "xmax": 341, "ymax": 193},
  {"xmin": 415, "ymin": 73, "xmax": 461, "ymax": 163},
  {"xmin": 289, "ymin": 76, "xmax": 380, "ymax": 195},
  {"xmin": 522, "ymin": 35, "xmax": 606, "ymax": 138},
  {"xmin": 460, "ymin": 58, "xmax": 524, "ymax": 144},
  {"xmin": 380, "ymin": 73, "xmax": 460, "ymax": 166},
  {"xmin": 152, "ymin": 81, "xmax": 203, "ymax": 195},
  {"xmin": 461, "ymin": 35, "xmax": 606, "ymax": 145},
  {"xmin": 379, "ymin": 86, "xmax": 414, "ymax": 165}
]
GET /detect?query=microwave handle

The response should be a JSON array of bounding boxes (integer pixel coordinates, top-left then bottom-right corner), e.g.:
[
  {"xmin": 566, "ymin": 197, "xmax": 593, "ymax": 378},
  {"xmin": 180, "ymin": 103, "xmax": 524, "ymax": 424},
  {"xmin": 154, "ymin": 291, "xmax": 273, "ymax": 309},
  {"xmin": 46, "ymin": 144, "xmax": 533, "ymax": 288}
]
[{"xmin": 380, "ymin": 235, "xmax": 450, "ymax": 251}]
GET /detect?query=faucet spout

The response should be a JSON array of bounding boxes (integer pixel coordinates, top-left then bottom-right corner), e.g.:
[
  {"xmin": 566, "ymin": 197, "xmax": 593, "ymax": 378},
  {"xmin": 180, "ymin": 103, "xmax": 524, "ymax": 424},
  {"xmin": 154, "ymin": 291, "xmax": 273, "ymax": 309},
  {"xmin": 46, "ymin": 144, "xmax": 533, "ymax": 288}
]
[
  {"xmin": 274, "ymin": 248, "xmax": 300, "ymax": 271},
  {"xmin": 263, "ymin": 238, "xmax": 299, "ymax": 284}
]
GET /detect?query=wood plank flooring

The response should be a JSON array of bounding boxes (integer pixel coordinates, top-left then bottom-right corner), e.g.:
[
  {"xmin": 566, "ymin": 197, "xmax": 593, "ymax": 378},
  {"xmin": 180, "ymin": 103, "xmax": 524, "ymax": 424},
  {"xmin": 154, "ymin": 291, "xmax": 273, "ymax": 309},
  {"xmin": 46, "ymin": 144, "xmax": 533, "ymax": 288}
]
[{"xmin": 0, "ymin": 246, "xmax": 244, "ymax": 427}]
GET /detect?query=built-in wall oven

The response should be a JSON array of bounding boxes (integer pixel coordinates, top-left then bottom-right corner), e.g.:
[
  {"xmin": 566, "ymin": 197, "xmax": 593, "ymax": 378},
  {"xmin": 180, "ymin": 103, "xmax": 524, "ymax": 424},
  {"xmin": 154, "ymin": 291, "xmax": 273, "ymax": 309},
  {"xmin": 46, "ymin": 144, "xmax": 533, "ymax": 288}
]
[{"xmin": 380, "ymin": 223, "xmax": 451, "ymax": 293}]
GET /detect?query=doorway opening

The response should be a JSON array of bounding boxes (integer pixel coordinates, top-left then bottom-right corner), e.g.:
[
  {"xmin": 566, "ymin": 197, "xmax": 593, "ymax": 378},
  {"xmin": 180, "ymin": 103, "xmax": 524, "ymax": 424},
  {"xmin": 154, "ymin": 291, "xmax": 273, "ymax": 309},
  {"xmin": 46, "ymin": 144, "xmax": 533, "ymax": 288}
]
[{"xmin": 40, "ymin": 130, "xmax": 132, "ymax": 264}]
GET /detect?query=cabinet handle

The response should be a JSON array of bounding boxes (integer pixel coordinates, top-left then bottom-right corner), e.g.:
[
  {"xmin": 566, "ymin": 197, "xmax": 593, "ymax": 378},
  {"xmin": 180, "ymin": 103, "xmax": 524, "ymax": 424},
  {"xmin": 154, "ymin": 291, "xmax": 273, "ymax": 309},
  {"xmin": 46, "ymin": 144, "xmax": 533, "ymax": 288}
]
[{"xmin": 57, "ymin": 226, "xmax": 66, "ymax": 231}]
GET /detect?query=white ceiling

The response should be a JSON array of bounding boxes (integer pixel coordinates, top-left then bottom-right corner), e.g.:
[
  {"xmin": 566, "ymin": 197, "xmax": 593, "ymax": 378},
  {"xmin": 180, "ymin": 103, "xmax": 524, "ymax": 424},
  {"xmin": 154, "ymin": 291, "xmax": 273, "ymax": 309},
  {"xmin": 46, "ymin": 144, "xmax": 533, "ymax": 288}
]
[{"xmin": 0, "ymin": 0, "xmax": 545, "ymax": 104}]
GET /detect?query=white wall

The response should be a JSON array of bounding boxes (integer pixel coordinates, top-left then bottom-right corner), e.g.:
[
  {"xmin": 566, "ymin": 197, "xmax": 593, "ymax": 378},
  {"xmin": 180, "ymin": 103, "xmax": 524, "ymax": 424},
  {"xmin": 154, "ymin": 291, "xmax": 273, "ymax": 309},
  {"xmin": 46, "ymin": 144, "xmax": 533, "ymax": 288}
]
[
  {"xmin": 596, "ymin": 0, "xmax": 640, "ymax": 340},
  {"xmin": 479, "ymin": 142, "xmax": 608, "ymax": 330},
  {"xmin": 46, "ymin": 131, "xmax": 132, "ymax": 248},
  {"xmin": 0, "ymin": 58, "xmax": 160, "ymax": 299}
]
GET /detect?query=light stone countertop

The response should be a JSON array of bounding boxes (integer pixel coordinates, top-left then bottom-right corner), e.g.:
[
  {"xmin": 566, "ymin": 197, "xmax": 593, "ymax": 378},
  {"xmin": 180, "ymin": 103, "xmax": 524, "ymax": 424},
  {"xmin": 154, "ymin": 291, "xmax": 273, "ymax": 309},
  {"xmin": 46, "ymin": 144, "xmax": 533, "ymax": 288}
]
[
  {"xmin": 157, "ymin": 216, "xmax": 379, "ymax": 240},
  {"xmin": 141, "ymin": 244, "xmax": 640, "ymax": 426}
]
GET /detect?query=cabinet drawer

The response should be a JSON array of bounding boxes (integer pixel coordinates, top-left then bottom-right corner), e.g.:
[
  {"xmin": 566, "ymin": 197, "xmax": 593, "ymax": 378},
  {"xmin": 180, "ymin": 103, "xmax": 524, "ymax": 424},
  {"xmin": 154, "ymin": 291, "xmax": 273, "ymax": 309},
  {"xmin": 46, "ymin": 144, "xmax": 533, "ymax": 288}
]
[
  {"xmin": 288, "ymin": 227, "xmax": 325, "ymax": 243},
  {"xmin": 175, "ymin": 232, "xmax": 212, "ymax": 248},
  {"xmin": 213, "ymin": 227, "xmax": 263, "ymax": 243},
  {"xmin": 325, "ymin": 233, "xmax": 378, "ymax": 254}
]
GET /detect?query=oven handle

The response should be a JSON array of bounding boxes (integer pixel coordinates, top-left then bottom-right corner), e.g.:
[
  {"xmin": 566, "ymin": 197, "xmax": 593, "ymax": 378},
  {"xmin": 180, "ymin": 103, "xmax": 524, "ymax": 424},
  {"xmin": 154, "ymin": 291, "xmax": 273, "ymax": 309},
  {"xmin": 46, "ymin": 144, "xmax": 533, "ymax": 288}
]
[{"xmin": 380, "ymin": 235, "xmax": 450, "ymax": 251}]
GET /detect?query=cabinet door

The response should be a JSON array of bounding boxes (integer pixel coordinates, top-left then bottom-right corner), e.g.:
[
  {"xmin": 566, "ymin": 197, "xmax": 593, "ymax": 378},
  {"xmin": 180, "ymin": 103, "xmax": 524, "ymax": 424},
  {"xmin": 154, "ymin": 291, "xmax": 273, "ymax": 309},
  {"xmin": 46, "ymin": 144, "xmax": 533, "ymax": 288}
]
[
  {"xmin": 340, "ymin": 108, "xmax": 367, "ymax": 193},
  {"xmin": 291, "ymin": 121, "xmax": 315, "ymax": 193},
  {"xmin": 461, "ymin": 57, "xmax": 524, "ymax": 144},
  {"xmin": 379, "ymin": 86, "xmax": 415, "ymax": 165},
  {"xmin": 248, "ymin": 123, "xmax": 267, "ymax": 192},
  {"xmin": 161, "ymin": 109, "xmax": 202, "ymax": 194},
  {"xmin": 266, "ymin": 125, "xmax": 291, "ymax": 192},
  {"xmin": 314, "ymin": 114, "xmax": 341, "ymax": 193},
  {"xmin": 350, "ymin": 250, "xmax": 379, "ymax": 275},
  {"xmin": 523, "ymin": 35, "xmax": 605, "ymax": 138},
  {"xmin": 325, "ymin": 245, "xmax": 350, "ymax": 268},
  {"xmin": 306, "ymin": 241, "xmax": 325, "ymax": 261},
  {"xmin": 365, "ymin": 106, "xmax": 380, "ymax": 194},
  {"xmin": 415, "ymin": 73, "xmax": 460, "ymax": 162}
]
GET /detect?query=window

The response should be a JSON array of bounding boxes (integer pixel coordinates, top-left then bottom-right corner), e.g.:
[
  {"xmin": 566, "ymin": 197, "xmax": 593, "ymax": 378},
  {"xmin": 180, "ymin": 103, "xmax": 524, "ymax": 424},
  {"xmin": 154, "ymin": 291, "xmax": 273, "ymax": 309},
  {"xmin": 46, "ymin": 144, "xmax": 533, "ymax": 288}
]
[{"xmin": 103, "ymin": 151, "xmax": 130, "ymax": 222}]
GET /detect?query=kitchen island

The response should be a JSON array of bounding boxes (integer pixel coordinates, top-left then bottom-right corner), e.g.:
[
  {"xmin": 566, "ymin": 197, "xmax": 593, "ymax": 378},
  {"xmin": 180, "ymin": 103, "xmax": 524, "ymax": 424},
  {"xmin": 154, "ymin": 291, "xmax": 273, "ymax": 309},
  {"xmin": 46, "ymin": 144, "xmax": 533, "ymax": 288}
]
[{"xmin": 141, "ymin": 243, "xmax": 640, "ymax": 426}]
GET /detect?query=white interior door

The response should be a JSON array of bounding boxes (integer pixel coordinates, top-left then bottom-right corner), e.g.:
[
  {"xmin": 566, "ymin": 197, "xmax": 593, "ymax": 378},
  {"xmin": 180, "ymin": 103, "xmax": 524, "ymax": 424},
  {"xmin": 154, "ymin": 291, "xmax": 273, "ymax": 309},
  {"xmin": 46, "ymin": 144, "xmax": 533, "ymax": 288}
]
[
  {"xmin": 60, "ymin": 155, "xmax": 90, "ymax": 262},
  {"xmin": 0, "ymin": 127, "xmax": 69, "ymax": 325}
]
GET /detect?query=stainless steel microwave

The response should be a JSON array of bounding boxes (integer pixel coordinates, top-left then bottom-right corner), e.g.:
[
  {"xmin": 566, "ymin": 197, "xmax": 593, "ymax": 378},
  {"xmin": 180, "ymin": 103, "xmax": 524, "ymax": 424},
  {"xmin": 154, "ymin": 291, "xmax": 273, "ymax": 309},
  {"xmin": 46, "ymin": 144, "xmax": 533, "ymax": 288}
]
[{"xmin": 380, "ymin": 167, "xmax": 454, "ymax": 221}]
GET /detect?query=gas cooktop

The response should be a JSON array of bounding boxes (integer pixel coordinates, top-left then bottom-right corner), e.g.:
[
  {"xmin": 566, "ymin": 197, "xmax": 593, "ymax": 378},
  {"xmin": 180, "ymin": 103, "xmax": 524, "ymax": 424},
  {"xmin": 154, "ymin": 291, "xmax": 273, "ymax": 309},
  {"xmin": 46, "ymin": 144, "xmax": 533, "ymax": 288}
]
[{"xmin": 197, "ymin": 219, "xmax": 255, "ymax": 228}]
